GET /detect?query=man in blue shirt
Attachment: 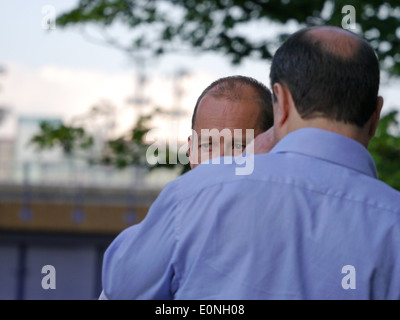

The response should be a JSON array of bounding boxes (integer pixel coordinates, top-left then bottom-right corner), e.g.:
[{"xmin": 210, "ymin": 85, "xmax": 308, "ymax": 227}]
[{"xmin": 100, "ymin": 26, "xmax": 400, "ymax": 300}]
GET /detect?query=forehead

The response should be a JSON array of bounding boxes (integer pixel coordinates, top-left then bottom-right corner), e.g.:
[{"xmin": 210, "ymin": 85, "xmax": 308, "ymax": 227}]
[{"xmin": 194, "ymin": 87, "xmax": 262, "ymax": 133}]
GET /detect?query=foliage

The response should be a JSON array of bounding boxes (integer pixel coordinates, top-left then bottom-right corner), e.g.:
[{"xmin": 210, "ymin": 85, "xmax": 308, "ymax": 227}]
[
  {"xmin": 43, "ymin": 0, "xmax": 400, "ymax": 188},
  {"xmin": 100, "ymin": 113, "xmax": 152, "ymax": 169},
  {"xmin": 30, "ymin": 121, "xmax": 93, "ymax": 154},
  {"xmin": 57, "ymin": 0, "xmax": 400, "ymax": 75},
  {"xmin": 101, "ymin": 108, "xmax": 190, "ymax": 173},
  {"xmin": 369, "ymin": 110, "xmax": 400, "ymax": 191},
  {"xmin": 30, "ymin": 109, "xmax": 191, "ymax": 174}
]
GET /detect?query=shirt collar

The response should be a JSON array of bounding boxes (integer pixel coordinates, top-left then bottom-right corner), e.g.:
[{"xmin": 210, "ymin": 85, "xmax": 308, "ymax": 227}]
[{"xmin": 270, "ymin": 128, "xmax": 378, "ymax": 179}]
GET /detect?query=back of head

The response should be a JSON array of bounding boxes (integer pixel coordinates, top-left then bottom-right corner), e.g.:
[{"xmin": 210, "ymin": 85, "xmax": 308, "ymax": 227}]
[{"xmin": 270, "ymin": 26, "xmax": 380, "ymax": 127}]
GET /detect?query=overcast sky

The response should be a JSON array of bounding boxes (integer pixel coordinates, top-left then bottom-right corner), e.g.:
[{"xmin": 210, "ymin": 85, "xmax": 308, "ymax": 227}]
[
  {"xmin": 0, "ymin": 0, "xmax": 273, "ymax": 141},
  {"xmin": 0, "ymin": 0, "xmax": 398, "ymax": 141}
]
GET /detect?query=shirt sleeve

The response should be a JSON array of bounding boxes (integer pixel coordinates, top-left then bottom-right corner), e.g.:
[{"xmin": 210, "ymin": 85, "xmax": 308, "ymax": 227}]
[{"xmin": 101, "ymin": 183, "xmax": 180, "ymax": 300}]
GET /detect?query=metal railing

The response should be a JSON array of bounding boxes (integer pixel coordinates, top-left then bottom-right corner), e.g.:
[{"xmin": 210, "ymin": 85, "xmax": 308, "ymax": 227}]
[{"xmin": 0, "ymin": 159, "xmax": 180, "ymax": 190}]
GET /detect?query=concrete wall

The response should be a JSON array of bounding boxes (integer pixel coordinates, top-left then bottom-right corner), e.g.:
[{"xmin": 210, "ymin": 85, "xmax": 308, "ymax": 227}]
[{"xmin": 0, "ymin": 184, "xmax": 160, "ymax": 300}]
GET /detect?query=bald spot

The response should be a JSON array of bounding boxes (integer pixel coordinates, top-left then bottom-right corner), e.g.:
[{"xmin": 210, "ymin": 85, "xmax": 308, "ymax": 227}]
[
  {"xmin": 194, "ymin": 84, "xmax": 263, "ymax": 133},
  {"xmin": 207, "ymin": 81, "xmax": 254, "ymax": 102},
  {"xmin": 305, "ymin": 26, "xmax": 362, "ymax": 59}
]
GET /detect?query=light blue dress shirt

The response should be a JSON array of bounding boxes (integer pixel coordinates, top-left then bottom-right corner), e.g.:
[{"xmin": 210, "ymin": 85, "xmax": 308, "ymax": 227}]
[{"xmin": 101, "ymin": 128, "xmax": 400, "ymax": 300}]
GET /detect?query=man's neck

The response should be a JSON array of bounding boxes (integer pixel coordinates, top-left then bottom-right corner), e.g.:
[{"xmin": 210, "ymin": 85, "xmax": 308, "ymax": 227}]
[{"xmin": 290, "ymin": 117, "xmax": 370, "ymax": 148}]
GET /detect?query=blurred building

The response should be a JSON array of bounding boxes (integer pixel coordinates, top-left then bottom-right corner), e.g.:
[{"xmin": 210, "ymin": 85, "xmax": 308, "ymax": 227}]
[
  {"xmin": 0, "ymin": 138, "xmax": 13, "ymax": 181},
  {"xmin": 0, "ymin": 114, "xmax": 179, "ymax": 300}
]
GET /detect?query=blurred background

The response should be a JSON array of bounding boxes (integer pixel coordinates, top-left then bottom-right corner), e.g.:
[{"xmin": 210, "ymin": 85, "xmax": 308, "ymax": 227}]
[{"xmin": 0, "ymin": 0, "xmax": 400, "ymax": 300}]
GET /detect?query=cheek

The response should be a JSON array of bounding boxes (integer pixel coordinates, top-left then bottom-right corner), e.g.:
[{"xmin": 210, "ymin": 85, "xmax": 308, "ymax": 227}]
[
  {"xmin": 232, "ymin": 149, "xmax": 243, "ymax": 156},
  {"xmin": 198, "ymin": 144, "xmax": 225, "ymax": 163},
  {"xmin": 188, "ymin": 144, "xmax": 199, "ymax": 166},
  {"xmin": 200, "ymin": 150, "xmax": 211, "ymax": 161}
]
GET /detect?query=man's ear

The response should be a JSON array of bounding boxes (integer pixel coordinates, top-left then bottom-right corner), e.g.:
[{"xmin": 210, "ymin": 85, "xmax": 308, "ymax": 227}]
[
  {"xmin": 273, "ymin": 83, "xmax": 292, "ymax": 129},
  {"xmin": 368, "ymin": 96, "xmax": 384, "ymax": 139}
]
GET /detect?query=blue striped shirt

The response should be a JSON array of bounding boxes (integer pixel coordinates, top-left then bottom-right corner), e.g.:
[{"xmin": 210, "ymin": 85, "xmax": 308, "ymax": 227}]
[{"xmin": 101, "ymin": 128, "xmax": 400, "ymax": 299}]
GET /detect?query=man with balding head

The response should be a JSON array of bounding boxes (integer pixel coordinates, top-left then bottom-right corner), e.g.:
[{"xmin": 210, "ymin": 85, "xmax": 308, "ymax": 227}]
[
  {"xmin": 100, "ymin": 26, "xmax": 400, "ymax": 300},
  {"xmin": 188, "ymin": 75, "xmax": 273, "ymax": 168}
]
